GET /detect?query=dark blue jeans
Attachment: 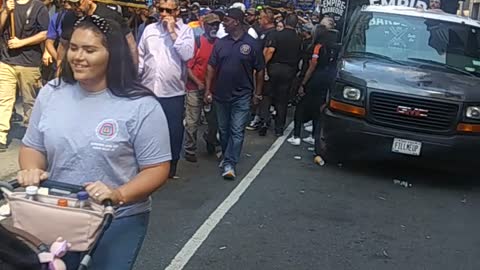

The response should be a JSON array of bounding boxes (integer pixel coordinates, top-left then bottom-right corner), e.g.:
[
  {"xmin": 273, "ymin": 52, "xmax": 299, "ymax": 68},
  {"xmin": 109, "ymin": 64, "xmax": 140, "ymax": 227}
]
[
  {"xmin": 215, "ymin": 95, "xmax": 251, "ymax": 167},
  {"xmin": 64, "ymin": 212, "xmax": 150, "ymax": 270},
  {"xmin": 158, "ymin": 95, "xmax": 185, "ymax": 162}
]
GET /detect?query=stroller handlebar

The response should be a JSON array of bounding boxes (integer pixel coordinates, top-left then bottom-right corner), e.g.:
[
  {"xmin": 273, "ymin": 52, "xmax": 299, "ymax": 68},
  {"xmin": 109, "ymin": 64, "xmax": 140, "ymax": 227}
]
[
  {"xmin": 5, "ymin": 179, "xmax": 85, "ymax": 194},
  {"xmin": 2, "ymin": 180, "xmax": 114, "ymax": 207}
]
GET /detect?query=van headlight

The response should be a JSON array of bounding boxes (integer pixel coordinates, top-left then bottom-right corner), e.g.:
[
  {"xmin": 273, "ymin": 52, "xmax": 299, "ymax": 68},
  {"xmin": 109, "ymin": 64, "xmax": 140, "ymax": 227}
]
[
  {"xmin": 343, "ymin": 86, "xmax": 362, "ymax": 101},
  {"xmin": 466, "ymin": 106, "xmax": 480, "ymax": 119}
]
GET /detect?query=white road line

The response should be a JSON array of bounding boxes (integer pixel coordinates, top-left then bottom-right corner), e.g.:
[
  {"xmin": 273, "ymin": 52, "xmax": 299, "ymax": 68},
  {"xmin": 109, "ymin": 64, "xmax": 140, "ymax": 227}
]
[{"xmin": 165, "ymin": 122, "xmax": 294, "ymax": 270}]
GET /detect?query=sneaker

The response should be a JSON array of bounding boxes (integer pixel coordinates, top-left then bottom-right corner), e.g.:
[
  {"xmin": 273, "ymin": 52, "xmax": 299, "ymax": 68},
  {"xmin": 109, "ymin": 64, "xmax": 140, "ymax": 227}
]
[
  {"xmin": 304, "ymin": 125, "xmax": 313, "ymax": 133},
  {"xmin": 0, "ymin": 143, "xmax": 6, "ymax": 153},
  {"xmin": 246, "ymin": 116, "xmax": 261, "ymax": 131},
  {"xmin": 203, "ymin": 134, "xmax": 216, "ymax": 155},
  {"xmin": 259, "ymin": 125, "xmax": 268, "ymax": 136},
  {"xmin": 222, "ymin": 165, "xmax": 236, "ymax": 180},
  {"xmin": 302, "ymin": 136, "xmax": 315, "ymax": 145},
  {"xmin": 10, "ymin": 112, "xmax": 23, "ymax": 123},
  {"xmin": 287, "ymin": 136, "xmax": 301, "ymax": 146},
  {"xmin": 185, "ymin": 153, "xmax": 197, "ymax": 163}
]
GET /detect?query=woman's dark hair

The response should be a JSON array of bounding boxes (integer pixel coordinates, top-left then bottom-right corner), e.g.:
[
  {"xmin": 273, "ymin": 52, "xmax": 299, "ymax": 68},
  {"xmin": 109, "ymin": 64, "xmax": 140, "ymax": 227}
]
[{"xmin": 58, "ymin": 16, "xmax": 155, "ymax": 99}]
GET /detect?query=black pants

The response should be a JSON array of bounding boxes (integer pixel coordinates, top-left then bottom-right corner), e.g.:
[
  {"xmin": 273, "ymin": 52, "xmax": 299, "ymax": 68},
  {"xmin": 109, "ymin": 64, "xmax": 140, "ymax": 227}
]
[
  {"xmin": 259, "ymin": 63, "xmax": 297, "ymax": 133},
  {"xmin": 293, "ymin": 91, "xmax": 325, "ymax": 137}
]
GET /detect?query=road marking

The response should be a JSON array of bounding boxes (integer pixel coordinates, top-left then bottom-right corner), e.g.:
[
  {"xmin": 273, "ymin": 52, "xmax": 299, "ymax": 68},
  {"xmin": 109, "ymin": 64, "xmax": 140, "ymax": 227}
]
[{"xmin": 165, "ymin": 122, "xmax": 294, "ymax": 270}]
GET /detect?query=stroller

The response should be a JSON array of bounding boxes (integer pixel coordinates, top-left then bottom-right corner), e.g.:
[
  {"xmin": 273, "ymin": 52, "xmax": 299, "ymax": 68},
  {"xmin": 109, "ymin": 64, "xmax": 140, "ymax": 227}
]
[{"xmin": 0, "ymin": 180, "xmax": 115, "ymax": 270}]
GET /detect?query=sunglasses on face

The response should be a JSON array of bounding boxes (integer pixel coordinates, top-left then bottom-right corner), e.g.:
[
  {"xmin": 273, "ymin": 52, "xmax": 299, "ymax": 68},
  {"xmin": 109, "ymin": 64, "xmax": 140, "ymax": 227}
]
[
  {"xmin": 159, "ymin": 7, "xmax": 176, "ymax": 14},
  {"xmin": 206, "ymin": 22, "xmax": 220, "ymax": 27}
]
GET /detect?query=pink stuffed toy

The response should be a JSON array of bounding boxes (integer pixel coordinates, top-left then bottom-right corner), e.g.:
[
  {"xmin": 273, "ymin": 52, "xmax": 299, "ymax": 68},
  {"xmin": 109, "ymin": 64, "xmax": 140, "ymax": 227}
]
[{"xmin": 38, "ymin": 237, "xmax": 72, "ymax": 270}]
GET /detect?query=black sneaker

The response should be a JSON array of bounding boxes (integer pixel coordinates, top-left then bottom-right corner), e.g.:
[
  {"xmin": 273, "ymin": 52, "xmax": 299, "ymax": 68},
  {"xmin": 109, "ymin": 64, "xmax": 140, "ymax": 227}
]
[
  {"xmin": 0, "ymin": 143, "xmax": 7, "ymax": 153},
  {"xmin": 203, "ymin": 134, "xmax": 216, "ymax": 155},
  {"xmin": 185, "ymin": 153, "xmax": 198, "ymax": 163},
  {"xmin": 10, "ymin": 112, "xmax": 23, "ymax": 123},
  {"xmin": 259, "ymin": 125, "xmax": 268, "ymax": 137}
]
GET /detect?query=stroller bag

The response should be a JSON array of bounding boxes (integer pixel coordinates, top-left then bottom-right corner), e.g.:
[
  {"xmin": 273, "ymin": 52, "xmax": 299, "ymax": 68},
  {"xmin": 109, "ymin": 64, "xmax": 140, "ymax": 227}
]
[{"xmin": 4, "ymin": 190, "xmax": 113, "ymax": 252}]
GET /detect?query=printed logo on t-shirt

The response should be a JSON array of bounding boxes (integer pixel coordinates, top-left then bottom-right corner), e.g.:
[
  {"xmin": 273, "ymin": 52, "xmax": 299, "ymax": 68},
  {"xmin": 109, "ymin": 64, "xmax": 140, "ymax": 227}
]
[
  {"xmin": 240, "ymin": 44, "xmax": 251, "ymax": 55},
  {"xmin": 95, "ymin": 119, "xmax": 119, "ymax": 141}
]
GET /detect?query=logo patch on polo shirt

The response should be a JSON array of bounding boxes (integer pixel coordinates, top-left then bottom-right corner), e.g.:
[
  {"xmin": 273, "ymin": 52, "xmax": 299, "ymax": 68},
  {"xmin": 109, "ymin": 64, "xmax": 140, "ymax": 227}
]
[{"xmin": 240, "ymin": 44, "xmax": 251, "ymax": 55}]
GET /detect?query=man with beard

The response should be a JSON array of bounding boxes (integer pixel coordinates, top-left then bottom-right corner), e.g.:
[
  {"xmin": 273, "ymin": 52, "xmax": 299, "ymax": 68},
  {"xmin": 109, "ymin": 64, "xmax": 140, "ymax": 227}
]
[
  {"xmin": 204, "ymin": 8, "xmax": 264, "ymax": 180},
  {"xmin": 184, "ymin": 13, "xmax": 220, "ymax": 162},
  {"xmin": 58, "ymin": 0, "xmax": 138, "ymax": 68}
]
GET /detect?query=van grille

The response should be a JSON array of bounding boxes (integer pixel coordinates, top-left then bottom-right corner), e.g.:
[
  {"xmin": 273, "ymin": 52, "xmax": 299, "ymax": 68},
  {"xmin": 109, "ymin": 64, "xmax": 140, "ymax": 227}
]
[{"xmin": 369, "ymin": 92, "xmax": 459, "ymax": 133}]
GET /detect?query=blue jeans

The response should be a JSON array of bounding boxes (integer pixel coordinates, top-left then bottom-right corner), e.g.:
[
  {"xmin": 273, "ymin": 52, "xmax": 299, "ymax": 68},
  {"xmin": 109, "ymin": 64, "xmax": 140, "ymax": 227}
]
[
  {"xmin": 215, "ymin": 95, "xmax": 251, "ymax": 167},
  {"xmin": 64, "ymin": 212, "xmax": 150, "ymax": 270},
  {"xmin": 157, "ymin": 95, "xmax": 185, "ymax": 162}
]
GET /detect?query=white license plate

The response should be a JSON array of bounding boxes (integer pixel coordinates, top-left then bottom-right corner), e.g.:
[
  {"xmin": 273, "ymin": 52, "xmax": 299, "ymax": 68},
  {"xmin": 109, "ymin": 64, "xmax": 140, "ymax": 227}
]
[{"xmin": 392, "ymin": 138, "xmax": 422, "ymax": 156}]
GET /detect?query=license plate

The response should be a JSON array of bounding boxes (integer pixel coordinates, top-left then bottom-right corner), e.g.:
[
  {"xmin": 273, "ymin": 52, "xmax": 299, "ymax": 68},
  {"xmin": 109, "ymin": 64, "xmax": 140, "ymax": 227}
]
[{"xmin": 392, "ymin": 138, "xmax": 422, "ymax": 156}]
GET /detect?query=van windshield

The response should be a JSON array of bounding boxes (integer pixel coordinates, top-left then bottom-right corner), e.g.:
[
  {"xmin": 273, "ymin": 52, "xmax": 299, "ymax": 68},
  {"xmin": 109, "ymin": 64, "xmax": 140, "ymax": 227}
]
[{"xmin": 346, "ymin": 12, "xmax": 480, "ymax": 77}]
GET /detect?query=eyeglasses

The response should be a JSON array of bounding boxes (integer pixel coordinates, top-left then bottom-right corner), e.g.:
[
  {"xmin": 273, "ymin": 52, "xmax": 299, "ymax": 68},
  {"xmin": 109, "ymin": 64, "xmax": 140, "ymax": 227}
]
[
  {"xmin": 206, "ymin": 22, "xmax": 220, "ymax": 26},
  {"xmin": 159, "ymin": 7, "xmax": 176, "ymax": 14}
]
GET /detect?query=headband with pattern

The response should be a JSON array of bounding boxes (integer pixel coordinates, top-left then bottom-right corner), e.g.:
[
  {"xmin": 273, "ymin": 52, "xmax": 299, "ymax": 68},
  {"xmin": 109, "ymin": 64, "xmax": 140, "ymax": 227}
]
[{"xmin": 74, "ymin": 15, "xmax": 111, "ymax": 34}]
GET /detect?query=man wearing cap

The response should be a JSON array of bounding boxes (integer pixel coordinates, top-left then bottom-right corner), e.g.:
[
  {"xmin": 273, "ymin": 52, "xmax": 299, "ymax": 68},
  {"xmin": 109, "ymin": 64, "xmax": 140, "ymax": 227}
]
[
  {"xmin": 57, "ymin": 0, "xmax": 137, "ymax": 68},
  {"xmin": 184, "ymin": 13, "xmax": 220, "ymax": 163},
  {"xmin": 204, "ymin": 8, "xmax": 265, "ymax": 180},
  {"xmin": 216, "ymin": 2, "xmax": 258, "ymax": 39},
  {"xmin": 138, "ymin": 0, "xmax": 194, "ymax": 178}
]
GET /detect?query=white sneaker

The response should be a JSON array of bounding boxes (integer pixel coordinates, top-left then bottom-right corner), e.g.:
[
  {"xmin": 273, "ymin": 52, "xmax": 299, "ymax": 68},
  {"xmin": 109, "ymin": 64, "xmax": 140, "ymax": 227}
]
[
  {"xmin": 246, "ymin": 116, "xmax": 261, "ymax": 131},
  {"xmin": 302, "ymin": 136, "xmax": 315, "ymax": 145},
  {"xmin": 287, "ymin": 136, "xmax": 301, "ymax": 146},
  {"xmin": 304, "ymin": 125, "xmax": 313, "ymax": 133}
]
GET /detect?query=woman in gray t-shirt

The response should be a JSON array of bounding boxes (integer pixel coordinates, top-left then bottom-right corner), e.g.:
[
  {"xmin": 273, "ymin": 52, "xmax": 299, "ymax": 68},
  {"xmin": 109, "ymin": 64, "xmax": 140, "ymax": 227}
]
[{"xmin": 17, "ymin": 15, "xmax": 171, "ymax": 270}]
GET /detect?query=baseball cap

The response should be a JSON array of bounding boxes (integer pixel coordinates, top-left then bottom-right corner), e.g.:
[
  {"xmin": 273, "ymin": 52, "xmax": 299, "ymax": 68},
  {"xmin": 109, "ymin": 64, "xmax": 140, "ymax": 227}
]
[
  {"xmin": 225, "ymin": 8, "xmax": 246, "ymax": 24},
  {"xmin": 203, "ymin": 13, "xmax": 221, "ymax": 24},
  {"xmin": 191, "ymin": 2, "xmax": 200, "ymax": 9},
  {"xmin": 230, "ymin": 2, "xmax": 246, "ymax": 12}
]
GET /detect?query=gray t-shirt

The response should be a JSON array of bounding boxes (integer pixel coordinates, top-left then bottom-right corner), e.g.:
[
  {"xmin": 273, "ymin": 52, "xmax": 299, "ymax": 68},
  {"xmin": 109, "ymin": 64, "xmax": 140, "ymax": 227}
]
[{"xmin": 22, "ymin": 81, "xmax": 172, "ymax": 218}]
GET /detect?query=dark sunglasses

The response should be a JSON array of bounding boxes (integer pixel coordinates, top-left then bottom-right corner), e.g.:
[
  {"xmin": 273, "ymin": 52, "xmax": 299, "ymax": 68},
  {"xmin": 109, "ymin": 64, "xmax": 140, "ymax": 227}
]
[
  {"xmin": 159, "ymin": 7, "xmax": 177, "ymax": 14},
  {"xmin": 206, "ymin": 22, "xmax": 220, "ymax": 26}
]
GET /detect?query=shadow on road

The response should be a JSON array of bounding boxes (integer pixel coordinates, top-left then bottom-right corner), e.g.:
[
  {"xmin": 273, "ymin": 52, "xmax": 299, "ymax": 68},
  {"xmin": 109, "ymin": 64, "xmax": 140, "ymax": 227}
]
[{"xmin": 331, "ymin": 160, "xmax": 479, "ymax": 191}]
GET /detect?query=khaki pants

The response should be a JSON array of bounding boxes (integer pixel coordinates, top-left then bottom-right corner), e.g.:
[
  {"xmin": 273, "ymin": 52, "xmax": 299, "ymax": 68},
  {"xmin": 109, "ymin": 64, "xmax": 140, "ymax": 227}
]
[
  {"xmin": 0, "ymin": 62, "xmax": 42, "ymax": 144},
  {"xmin": 184, "ymin": 90, "xmax": 204, "ymax": 155}
]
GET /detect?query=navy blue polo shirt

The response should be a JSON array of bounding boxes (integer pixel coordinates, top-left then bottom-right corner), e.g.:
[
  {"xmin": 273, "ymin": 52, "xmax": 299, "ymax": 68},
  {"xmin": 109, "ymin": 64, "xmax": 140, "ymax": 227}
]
[{"xmin": 209, "ymin": 33, "xmax": 265, "ymax": 102}]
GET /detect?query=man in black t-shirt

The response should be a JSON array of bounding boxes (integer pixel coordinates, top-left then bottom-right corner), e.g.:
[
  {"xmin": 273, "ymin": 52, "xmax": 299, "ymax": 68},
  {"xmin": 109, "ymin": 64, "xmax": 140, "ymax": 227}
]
[
  {"xmin": 246, "ymin": 7, "xmax": 276, "ymax": 133},
  {"xmin": 0, "ymin": 0, "xmax": 49, "ymax": 152},
  {"xmin": 56, "ymin": 0, "xmax": 137, "ymax": 68},
  {"xmin": 263, "ymin": 13, "xmax": 301, "ymax": 136}
]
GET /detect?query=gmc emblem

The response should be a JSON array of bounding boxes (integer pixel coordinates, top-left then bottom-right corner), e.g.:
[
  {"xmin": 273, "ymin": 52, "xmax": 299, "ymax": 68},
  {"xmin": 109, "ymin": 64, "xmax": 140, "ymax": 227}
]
[{"xmin": 396, "ymin": 106, "xmax": 429, "ymax": 118}]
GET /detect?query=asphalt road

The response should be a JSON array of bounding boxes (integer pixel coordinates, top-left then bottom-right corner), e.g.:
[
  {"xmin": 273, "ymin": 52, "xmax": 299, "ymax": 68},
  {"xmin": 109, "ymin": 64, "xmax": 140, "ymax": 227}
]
[{"xmin": 134, "ymin": 127, "xmax": 480, "ymax": 270}]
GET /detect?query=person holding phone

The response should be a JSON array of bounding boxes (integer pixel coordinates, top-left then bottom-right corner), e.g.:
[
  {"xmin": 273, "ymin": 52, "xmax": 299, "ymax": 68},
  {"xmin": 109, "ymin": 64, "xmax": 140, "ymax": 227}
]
[{"xmin": 138, "ymin": 0, "xmax": 194, "ymax": 178}]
